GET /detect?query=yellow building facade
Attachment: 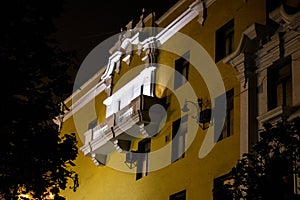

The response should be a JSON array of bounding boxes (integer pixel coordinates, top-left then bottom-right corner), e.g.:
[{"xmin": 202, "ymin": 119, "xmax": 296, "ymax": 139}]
[{"xmin": 58, "ymin": 0, "xmax": 300, "ymax": 199}]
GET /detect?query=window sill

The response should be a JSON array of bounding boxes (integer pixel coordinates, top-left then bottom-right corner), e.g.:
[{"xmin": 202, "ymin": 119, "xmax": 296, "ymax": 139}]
[{"xmin": 257, "ymin": 106, "xmax": 293, "ymax": 126}]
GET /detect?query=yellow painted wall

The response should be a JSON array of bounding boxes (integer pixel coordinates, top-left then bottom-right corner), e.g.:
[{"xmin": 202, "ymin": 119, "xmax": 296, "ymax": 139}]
[{"xmin": 60, "ymin": 0, "xmax": 266, "ymax": 199}]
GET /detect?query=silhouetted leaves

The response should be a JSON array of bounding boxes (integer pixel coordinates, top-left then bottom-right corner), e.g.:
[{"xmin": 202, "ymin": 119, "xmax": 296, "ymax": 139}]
[
  {"xmin": 0, "ymin": 0, "xmax": 79, "ymax": 199},
  {"xmin": 218, "ymin": 117, "xmax": 300, "ymax": 200}
]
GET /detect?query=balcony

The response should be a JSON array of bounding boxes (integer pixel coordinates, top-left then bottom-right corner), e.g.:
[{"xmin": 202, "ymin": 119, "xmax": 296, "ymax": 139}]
[
  {"xmin": 80, "ymin": 94, "xmax": 166, "ymax": 166},
  {"xmin": 80, "ymin": 114, "xmax": 115, "ymax": 165},
  {"xmin": 114, "ymin": 94, "xmax": 166, "ymax": 139}
]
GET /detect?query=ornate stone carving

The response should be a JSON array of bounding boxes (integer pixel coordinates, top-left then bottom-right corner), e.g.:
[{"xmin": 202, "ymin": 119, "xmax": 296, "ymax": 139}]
[
  {"xmin": 198, "ymin": 0, "xmax": 207, "ymax": 26},
  {"xmin": 134, "ymin": 8, "xmax": 145, "ymax": 32},
  {"xmin": 109, "ymin": 28, "xmax": 125, "ymax": 55},
  {"xmin": 142, "ymin": 37, "xmax": 158, "ymax": 65},
  {"xmin": 104, "ymin": 75, "xmax": 113, "ymax": 96}
]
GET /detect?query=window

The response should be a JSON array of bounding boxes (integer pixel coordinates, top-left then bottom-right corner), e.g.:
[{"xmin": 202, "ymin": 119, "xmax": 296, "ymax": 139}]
[
  {"xmin": 174, "ymin": 51, "xmax": 189, "ymax": 89},
  {"xmin": 136, "ymin": 138, "xmax": 150, "ymax": 180},
  {"xmin": 215, "ymin": 19, "xmax": 234, "ymax": 62},
  {"xmin": 268, "ymin": 59, "xmax": 292, "ymax": 111},
  {"xmin": 171, "ymin": 115, "xmax": 187, "ymax": 163},
  {"xmin": 213, "ymin": 174, "xmax": 233, "ymax": 200},
  {"xmin": 169, "ymin": 190, "xmax": 186, "ymax": 200},
  {"xmin": 214, "ymin": 89, "xmax": 234, "ymax": 142}
]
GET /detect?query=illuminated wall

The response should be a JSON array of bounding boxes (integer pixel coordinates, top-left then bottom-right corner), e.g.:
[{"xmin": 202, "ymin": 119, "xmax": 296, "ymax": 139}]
[{"xmin": 60, "ymin": 0, "xmax": 268, "ymax": 199}]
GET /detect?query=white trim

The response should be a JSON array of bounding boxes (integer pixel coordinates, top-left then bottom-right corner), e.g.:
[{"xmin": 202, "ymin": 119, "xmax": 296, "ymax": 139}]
[
  {"xmin": 101, "ymin": 51, "xmax": 123, "ymax": 80},
  {"xmin": 64, "ymin": 67, "xmax": 106, "ymax": 104},
  {"xmin": 156, "ymin": 0, "xmax": 216, "ymax": 26},
  {"xmin": 143, "ymin": 12, "xmax": 154, "ymax": 23},
  {"xmin": 156, "ymin": 0, "xmax": 216, "ymax": 45},
  {"xmin": 103, "ymin": 66, "xmax": 156, "ymax": 118},
  {"xmin": 122, "ymin": 54, "xmax": 131, "ymax": 64},
  {"xmin": 63, "ymin": 0, "xmax": 216, "ymax": 122},
  {"xmin": 101, "ymin": 0, "xmax": 217, "ymax": 83},
  {"xmin": 131, "ymin": 32, "xmax": 140, "ymax": 45},
  {"xmin": 101, "ymin": 33, "xmax": 140, "ymax": 81},
  {"xmin": 63, "ymin": 81, "xmax": 106, "ymax": 121},
  {"xmin": 140, "ymin": 36, "xmax": 155, "ymax": 47},
  {"xmin": 156, "ymin": 1, "xmax": 201, "ymax": 45},
  {"xmin": 155, "ymin": 0, "xmax": 188, "ymax": 25}
]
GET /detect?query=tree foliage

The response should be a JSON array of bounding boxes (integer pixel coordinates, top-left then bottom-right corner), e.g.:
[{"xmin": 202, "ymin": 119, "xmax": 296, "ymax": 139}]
[
  {"xmin": 0, "ymin": 0, "xmax": 79, "ymax": 199},
  {"xmin": 215, "ymin": 117, "xmax": 300, "ymax": 200}
]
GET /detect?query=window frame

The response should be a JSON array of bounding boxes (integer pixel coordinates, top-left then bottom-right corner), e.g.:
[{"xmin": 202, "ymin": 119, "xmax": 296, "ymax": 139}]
[
  {"xmin": 267, "ymin": 58, "xmax": 292, "ymax": 111},
  {"xmin": 213, "ymin": 173, "xmax": 233, "ymax": 200},
  {"xmin": 174, "ymin": 51, "xmax": 190, "ymax": 90},
  {"xmin": 171, "ymin": 115, "xmax": 188, "ymax": 163},
  {"xmin": 169, "ymin": 190, "xmax": 186, "ymax": 200},
  {"xmin": 214, "ymin": 88, "xmax": 234, "ymax": 142},
  {"xmin": 136, "ymin": 138, "xmax": 151, "ymax": 180},
  {"xmin": 215, "ymin": 19, "xmax": 234, "ymax": 62}
]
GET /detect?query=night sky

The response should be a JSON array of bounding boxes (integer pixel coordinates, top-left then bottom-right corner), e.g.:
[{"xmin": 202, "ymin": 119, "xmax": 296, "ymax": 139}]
[{"xmin": 52, "ymin": 0, "xmax": 180, "ymax": 65}]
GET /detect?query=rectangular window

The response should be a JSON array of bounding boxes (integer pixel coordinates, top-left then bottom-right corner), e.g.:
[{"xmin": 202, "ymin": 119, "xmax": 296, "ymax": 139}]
[
  {"xmin": 169, "ymin": 190, "xmax": 186, "ymax": 200},
  {"xmin": 268, "ymin": 60, "xmax": 292, "ymax": 111},
  {"xmin": 171, "ymin": 115, "xmax": 187, "ymax": 163},
  {"xmin": 214, "ymin": 89, "xmax": 234, "ymax": 142},
  {"xmin": 215, "ymin": 19, "xmax": 234, "ymax": 62},
  {"xmin": 213, "ymin": 174, "xmax": 233, "ymax": 200},
  {"xmin": 174, "ymin": 51, "xmax": 190, "ymax": 89},
  {"xmin": 136, "ymin": 138, "xmax": 151, "ymax": 180}
]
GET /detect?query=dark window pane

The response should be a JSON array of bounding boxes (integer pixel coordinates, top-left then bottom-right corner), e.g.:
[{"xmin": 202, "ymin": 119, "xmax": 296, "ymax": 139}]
[
  {"xmin": 170, "ymin": 190, "xmax": 186, "ymax": 200},
  {"xmin": 215, "ymin": 19, "xmax": 234, "ymax": 62},
  {"xmin": 215, "ymin": 89, "xmax": 234, "ymax": 142},
  {"xmin": 267, "ymin": 59, "xmax": 292, "ymax": 111},
  {"xmin": 136, "ymin": 138, "xmax": 151, "ymax": 180},
  {"xmin": 171, "ymin": 116, "xmax": 187, "ymax": 162},
  {"xmin": 174, "ymin": 51, "xmax": 190, "ymax": 89},
  {"xmin": 213, "ymin": 174, "xmax": 233, "ymax": 200}
]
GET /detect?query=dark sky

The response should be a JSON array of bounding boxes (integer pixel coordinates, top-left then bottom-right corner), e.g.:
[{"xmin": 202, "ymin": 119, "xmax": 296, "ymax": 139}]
[{"xmin": 52, "ymin": 0, "xmax": 180, "ymax": 65}]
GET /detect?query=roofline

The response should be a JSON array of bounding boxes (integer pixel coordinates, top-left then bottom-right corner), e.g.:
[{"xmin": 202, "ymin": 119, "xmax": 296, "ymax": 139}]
[
  {"xmin": 64, "ymin": 65, "xmax": 107, "ymax": 105},
  {"xmin": 155, "ymin": 0, "xmax": 188, "ymax": 25}
]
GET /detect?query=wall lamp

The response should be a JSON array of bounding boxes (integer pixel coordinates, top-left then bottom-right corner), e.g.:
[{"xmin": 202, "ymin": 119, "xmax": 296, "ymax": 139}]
[{"xmin": 181, "ymin": 98, "xmax": 211, "ymax": 130}]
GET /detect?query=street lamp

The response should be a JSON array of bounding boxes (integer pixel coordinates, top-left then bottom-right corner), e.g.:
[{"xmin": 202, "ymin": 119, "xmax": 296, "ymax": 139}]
[{"xmin": 182, "ymin": 98, "xmax": 211, "ymax": 130}]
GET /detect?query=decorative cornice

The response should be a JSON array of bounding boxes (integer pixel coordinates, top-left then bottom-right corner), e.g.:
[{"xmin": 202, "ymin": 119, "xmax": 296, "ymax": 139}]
[
  {"xmin": 156, "ymin": 0, "xmax": 216, "ymax": 26},
  {"xmin": 197, "ymin": 0, "xmax": 207, "ymax": 26},
  {"xmin": 141, "ymin": 37, "xmax": 158, "ymax": 64},
  {"xmin": 283, "ymin": 29, "xmax": 300, "ymax": 56},
  {"xmin": 255, "ymin": 26, "xmax": 300, "ymax": 73},
  {"xmin": 223, "ymin": 23, "xmax": 262, "ymax": 65},
  {"xmin": 63, "ymin": 81, "xmax": 106, "ymax": 121},
  {"xmin": 156, "ymin": 0, "xmax": 206, "ymax": 45},
  {"xmin": 101, "ymin": 51, "xmax": 123, "ymax": 80},
  {"xmin": 223, "ymin": 23, "xmax": 266, "ymax": 88},
  {"xmin": 269, "ymin": 5, "xmax": 300, "ymax": 31},
  {"xmin": 63, "ymin": 0, "xmax": 217, "ymax": 124},
  {"xmin": 64, "ymin": 66, "xmax": 106, "ymax": 105},
  {"xmin": 102, "ymin": 0, "xmax": 216, "ymax": 84},
  {"xmin": 257, "ymin": 106, "xmax": 293, "ymax": 125},
  {"xmin": 155, "ymin": 0, "xmax": 188, "ymax": 25},
  {"xmin": 255, "ymin": 34, "xmax": 281, "ymax": 73}
]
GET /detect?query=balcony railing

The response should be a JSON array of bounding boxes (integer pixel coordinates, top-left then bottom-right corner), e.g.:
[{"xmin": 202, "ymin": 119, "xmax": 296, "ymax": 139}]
[
  {"xmin": 80, "ymin": 94, "xmax": 166, "ymax": 166},
  {"xmin": 80, "ymin": 114, "xmax": 115, "ymax": 160}
]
